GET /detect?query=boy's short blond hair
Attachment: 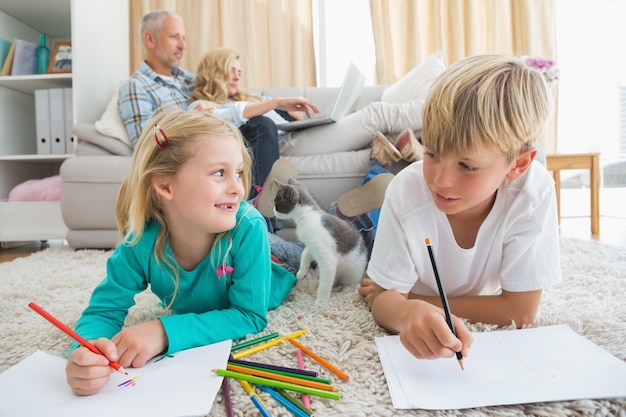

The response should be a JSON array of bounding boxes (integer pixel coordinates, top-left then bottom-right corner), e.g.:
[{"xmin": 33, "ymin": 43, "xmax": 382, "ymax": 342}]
[{"xmin": 422, "ymin": 54, "xmax": 553, "ymax": 163}]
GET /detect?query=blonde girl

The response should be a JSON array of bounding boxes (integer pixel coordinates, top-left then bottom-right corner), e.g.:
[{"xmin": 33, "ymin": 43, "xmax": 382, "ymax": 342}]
[{"xmin": 66, "ymin": 109, "xmax": 297, "ymax": 396}]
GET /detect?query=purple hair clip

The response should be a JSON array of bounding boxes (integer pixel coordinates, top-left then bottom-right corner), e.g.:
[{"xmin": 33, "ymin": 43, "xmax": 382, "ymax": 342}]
[{"xmin": 154, "ymin": 124, "xmax": 170, "ymax": 149}]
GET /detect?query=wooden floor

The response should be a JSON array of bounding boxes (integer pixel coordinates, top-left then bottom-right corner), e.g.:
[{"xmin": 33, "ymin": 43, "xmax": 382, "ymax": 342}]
[{"xmin": 1, "ymin": 215, "xmax": 625, "ymax": 264}]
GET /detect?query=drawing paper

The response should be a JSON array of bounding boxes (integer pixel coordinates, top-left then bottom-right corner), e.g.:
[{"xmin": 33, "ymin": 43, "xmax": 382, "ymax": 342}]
[
  {"xmin": 376, "ymin": 324, "xmax": 626, "ymax": 409},
  {"xmin": 0, "ymin": 340, "xmax": 232, "ymax": 417}
]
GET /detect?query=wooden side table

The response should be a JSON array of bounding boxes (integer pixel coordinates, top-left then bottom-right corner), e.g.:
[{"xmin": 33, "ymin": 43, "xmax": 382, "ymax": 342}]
[{"xmin": 546, "ymin": 153, "xmax": 600, "ymax": 235}]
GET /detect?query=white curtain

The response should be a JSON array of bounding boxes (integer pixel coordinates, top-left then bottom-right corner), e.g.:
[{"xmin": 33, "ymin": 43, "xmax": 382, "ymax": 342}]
[
  {"xmin": 128, "ymin": 0, "xmax": 316, "ymax": 88},
  {"xmin": 369, "ymin": 0, "xmax": 559, "ymax": 152}
]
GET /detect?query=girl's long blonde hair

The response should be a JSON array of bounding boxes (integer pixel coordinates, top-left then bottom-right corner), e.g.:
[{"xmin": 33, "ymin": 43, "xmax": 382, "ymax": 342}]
[
  {"xmin": 115, "ymin": 109, "xmax": 252, "ymax": 306},
  {"xmin": 191, "ymin": 47, "xmax": 262, "ymax": 104}
]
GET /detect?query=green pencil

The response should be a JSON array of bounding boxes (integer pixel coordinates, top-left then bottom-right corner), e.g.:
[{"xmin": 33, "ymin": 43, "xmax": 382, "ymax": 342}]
[
  {"xmin": 231, "ymin": 332, "xmax": 280, "ymax": 351},
  {"xmin": 212, "ymin": 368, "xmax": 341, "ymax": 401},
  {"xmin": 276, "ymin": 388, "xmax": 314, "ymax": 416}
]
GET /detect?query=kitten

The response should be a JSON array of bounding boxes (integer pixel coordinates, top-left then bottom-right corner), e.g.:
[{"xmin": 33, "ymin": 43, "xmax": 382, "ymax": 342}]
[{"xmin": 273, "ymin": 178, "xmax": 367, "ymax": 303}]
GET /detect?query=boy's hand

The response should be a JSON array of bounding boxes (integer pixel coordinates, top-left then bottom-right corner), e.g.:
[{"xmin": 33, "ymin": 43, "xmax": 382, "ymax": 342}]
[
  {"xmin": 65, "ymin": 338, "xmax": 116, "ymax": 396},
  {"xmin": 111, "ymin": 319, "xmax": 168, "ymax": 369},
  {"xmin": 400, "ymin": 302, "xmax": 473, "ymax": 360}
]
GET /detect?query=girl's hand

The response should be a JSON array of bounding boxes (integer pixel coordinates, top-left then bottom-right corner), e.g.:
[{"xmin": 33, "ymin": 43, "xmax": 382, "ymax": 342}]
[
  {"xmin": 111, "ymin": 319, "xmax": 168, "ymax": 369},
  {"xmin": 65, "ymin": 338, "xmax": 117, "ymax": 396},
  {"xmin": 399, "ymin": 302, "xmax": 473, "ymax": 360}
]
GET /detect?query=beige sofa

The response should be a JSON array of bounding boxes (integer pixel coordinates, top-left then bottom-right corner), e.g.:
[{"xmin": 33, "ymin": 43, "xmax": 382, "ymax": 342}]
[{"xmin": 60, "ymin": 86, "xmax": 387, "ymax": 249}]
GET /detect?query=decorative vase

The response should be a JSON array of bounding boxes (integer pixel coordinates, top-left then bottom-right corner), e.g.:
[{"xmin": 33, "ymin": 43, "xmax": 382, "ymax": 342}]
[{"xmin": 36, "ymin": 33, "xmax": 50, "ymax": 74}]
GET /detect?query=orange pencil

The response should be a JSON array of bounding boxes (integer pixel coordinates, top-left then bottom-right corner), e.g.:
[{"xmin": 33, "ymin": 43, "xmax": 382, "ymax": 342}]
[
  {"xmin": 287, "ymin": 338, "xmax": 350, "ymax": 382},
  {"xmin": 225, "ymin": 363, "xmax": 338, "ymax": 392},
  {"xmin": 28, "ymin": 301, "xmax": 128, "ymax": 375}
]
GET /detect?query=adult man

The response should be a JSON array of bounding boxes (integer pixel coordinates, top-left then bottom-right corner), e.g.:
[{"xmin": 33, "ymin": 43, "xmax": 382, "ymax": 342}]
[
  {"xmin": 118, "ymin": 10, "xmax": 194, "ymax": 147},
  {"xmin": 117, "ymin": 10, "xmax": 287, "ymax": 195}
]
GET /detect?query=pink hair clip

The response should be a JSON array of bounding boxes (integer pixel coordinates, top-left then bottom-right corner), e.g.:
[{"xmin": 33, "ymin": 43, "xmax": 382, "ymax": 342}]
[
  {"xmin": 216, "ymin": 264, "xmax": 234, "ymax": 280},
  {"xmin": 154, "ymin": 124, "xmax": 170, "ymax": 149}
]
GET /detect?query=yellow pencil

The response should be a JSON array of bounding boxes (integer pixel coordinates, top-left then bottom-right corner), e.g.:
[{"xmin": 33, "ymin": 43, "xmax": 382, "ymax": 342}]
[{"xmin": 232, "ymin": 329, "xmax": 307, "ymax": 359}]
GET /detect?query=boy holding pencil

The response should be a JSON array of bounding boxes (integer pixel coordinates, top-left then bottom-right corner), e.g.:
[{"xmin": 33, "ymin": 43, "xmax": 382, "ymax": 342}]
[{"xmin": 360, "ymin": 54, "xmax": 561, "ymax": 361}]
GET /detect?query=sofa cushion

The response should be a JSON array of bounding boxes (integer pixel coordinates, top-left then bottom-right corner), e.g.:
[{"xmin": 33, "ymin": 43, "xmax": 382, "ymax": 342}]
[
  {"xmin": 94, "ymin": 91, "xmax": 133, "ymax": 148},
  {"xmin": 284, "ymin": 150, "xmax": 371, "ymax": 208},
  {"xmin": 72, "ymin": 124, "xmax": 133, "ymax": 156},
  {"xmin": 381, "ymin": 51, "xmax": 445, "ymax": 104}
]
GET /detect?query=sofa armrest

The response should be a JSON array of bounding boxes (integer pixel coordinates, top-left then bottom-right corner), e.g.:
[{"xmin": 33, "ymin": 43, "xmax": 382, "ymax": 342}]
[{"xmin": 72, "ymin": 123, "xmax": 133, "ymax": 156}]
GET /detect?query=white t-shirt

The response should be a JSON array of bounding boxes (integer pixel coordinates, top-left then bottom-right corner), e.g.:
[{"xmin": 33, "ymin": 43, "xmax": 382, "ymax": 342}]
[{"xmin": 367, "ymin": 160, "xmax": 561, "ymax": 297}]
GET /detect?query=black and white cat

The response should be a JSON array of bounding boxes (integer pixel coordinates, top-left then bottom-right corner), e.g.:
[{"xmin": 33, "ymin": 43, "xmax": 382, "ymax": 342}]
[{"xmin": 272, "ymin": 178, "xmax": 367, "ymax": 303}]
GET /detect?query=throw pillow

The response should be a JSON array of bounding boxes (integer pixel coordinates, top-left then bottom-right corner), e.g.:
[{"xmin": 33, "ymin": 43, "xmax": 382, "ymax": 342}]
[
  {"xmin": 381, "ymin": 51, "xmax": 445, "ymax": 104},
  {"xmin": 8, "ymin": 175, "xmax": 61, "ymax": 201},
  {"xmin": 94, "ymin": 91, "xmax": 133, "ymax": 148}
]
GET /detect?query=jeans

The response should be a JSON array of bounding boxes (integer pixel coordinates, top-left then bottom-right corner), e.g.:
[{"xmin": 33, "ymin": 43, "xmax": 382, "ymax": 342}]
[
  {"xmin": 269, "ymin": 233, "xmax": 304, "ymax": 275},
  {"xmin": 239, "ymin": 116, "xmax": 280, "ymax": 197}
]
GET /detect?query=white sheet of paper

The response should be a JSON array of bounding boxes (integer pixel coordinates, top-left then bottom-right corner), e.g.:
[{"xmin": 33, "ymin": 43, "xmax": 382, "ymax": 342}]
[
  {"xmin": 0, "ymin": 340, "xmax": 232, "ymax": 417},
  {"xmin": 376, "ymin": 324, "xmax": 626, "ymax": 410}
]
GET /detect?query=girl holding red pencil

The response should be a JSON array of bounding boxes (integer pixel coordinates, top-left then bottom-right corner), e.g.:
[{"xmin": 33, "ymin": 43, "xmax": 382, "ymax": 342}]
[{"xmin": 66, "ymin": 110, "xmax": 299, "ymax": 395}]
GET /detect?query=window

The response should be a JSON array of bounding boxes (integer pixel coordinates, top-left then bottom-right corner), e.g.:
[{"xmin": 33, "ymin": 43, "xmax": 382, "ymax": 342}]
[
  {"xmin": 313, "ymin": 0, "xmax": 376, "ymax": 87},
  {"xmin": 556, "ymin": 0, "xmax": 626, "ymax": 160}
]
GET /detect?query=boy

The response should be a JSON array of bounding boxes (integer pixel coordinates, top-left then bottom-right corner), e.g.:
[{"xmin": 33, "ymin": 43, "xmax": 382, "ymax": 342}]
[{"xmin": 359, "ymin": 54, "xmax": 561, "ymax": 361}]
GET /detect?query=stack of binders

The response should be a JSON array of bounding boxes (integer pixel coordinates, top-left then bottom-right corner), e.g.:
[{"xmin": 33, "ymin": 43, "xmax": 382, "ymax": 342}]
[{"xmin": 34, "ymin": 88, "xmax": 74, "ymax": 154}]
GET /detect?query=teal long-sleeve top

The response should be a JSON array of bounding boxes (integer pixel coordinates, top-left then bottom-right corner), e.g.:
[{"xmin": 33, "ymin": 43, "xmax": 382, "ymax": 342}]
[{"xmin": 73, "ymin": 202, "xmax": 296, "ymax": 354}]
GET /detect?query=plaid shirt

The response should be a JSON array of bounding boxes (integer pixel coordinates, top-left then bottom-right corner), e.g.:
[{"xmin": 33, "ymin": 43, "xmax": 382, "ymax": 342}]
[{"xmin": 118, "ymin": 61, "xmax": 195, "ymax": 147}]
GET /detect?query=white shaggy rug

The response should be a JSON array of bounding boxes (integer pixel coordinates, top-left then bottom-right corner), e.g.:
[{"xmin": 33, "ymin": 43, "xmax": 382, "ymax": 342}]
[{"xmin": 1, "ymin": 237, "xmax": 625, "ymax": 416}]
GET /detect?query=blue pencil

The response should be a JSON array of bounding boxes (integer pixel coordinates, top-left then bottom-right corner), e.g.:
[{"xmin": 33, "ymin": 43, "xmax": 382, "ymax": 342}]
[
  {"xmin": 258, "ymin": 385, "xmax": 309, "ymax": 417},
  {"xmin": 250, "ymin": 394, "xmax": 272, "ymax": 417},
  {"xmin": 240, "ymin": 380, "xmax": 272, "ymax": 417}
]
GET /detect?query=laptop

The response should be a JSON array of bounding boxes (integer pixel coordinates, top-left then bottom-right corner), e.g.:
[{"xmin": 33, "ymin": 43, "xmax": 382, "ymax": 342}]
[{"xmin": 277, "ymin": 62, "xmax": 366, "ymax": 132}]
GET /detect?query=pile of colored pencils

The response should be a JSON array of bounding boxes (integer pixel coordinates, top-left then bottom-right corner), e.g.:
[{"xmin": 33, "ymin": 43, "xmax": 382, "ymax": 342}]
[{"xmin": 215, "ymin": 329, "xmax": 349, "ymax": 417}]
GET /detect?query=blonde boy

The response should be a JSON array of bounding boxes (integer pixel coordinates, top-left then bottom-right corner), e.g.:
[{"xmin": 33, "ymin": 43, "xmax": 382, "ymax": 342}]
[{"xmin": 360, "ymin": 54, "xmax": 561, "ymax": 361}]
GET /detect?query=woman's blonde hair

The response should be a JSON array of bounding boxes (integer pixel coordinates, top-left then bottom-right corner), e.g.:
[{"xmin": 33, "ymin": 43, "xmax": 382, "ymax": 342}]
[
  {"xmin": 191, "ymin": 47, "xmax": 262, "ymax": 104},
  {"xmin": 115, "ymin": 109, "xmax": 252, "ymax": 305},
  {"xmin": 422, "ymin": 54, "xmax": 553, "ymax": 164}
]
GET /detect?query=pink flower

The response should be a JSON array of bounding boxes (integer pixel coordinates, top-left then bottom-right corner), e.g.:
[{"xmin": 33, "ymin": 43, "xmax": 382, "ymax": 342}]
[
  {"xmin": 523, "ymin": 56, "xmax": 559, "ymax": 84},
  {"xmin": 216, "ymin": 264, "xmax": 233, "ymax": 279}
]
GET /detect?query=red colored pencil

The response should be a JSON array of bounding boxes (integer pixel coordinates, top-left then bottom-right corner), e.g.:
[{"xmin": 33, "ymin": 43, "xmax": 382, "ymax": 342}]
[{"xmin": 28, "ymin": 301, "xmax": 128, "ymax": 375}]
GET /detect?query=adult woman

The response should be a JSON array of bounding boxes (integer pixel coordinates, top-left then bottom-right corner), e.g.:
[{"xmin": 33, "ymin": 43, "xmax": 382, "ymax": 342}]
[{"xmin": 190, "ymin": 48, "xmax": 317, "ymax": 191}]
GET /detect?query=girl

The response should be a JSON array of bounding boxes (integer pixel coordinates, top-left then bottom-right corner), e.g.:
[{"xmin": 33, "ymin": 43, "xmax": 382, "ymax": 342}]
[{"xmin": 66, "ymin": 109, "xmax": 298, "ymax": 396}]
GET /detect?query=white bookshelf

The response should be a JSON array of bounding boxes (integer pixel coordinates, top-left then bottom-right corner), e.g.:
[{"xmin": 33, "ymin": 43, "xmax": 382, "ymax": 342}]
[
  {"xmin": 0, "ymin": 0, "xmax": 129, "ymax": 241},
  {"xmin": 0, "ymin": 73, "xmax": 72, "ymax": 94}
]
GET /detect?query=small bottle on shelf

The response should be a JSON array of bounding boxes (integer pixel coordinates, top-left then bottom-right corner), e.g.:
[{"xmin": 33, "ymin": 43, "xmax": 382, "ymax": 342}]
[{"xmin": 36, "ymin": 33, "xmax": 50, "ymax": 74}]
